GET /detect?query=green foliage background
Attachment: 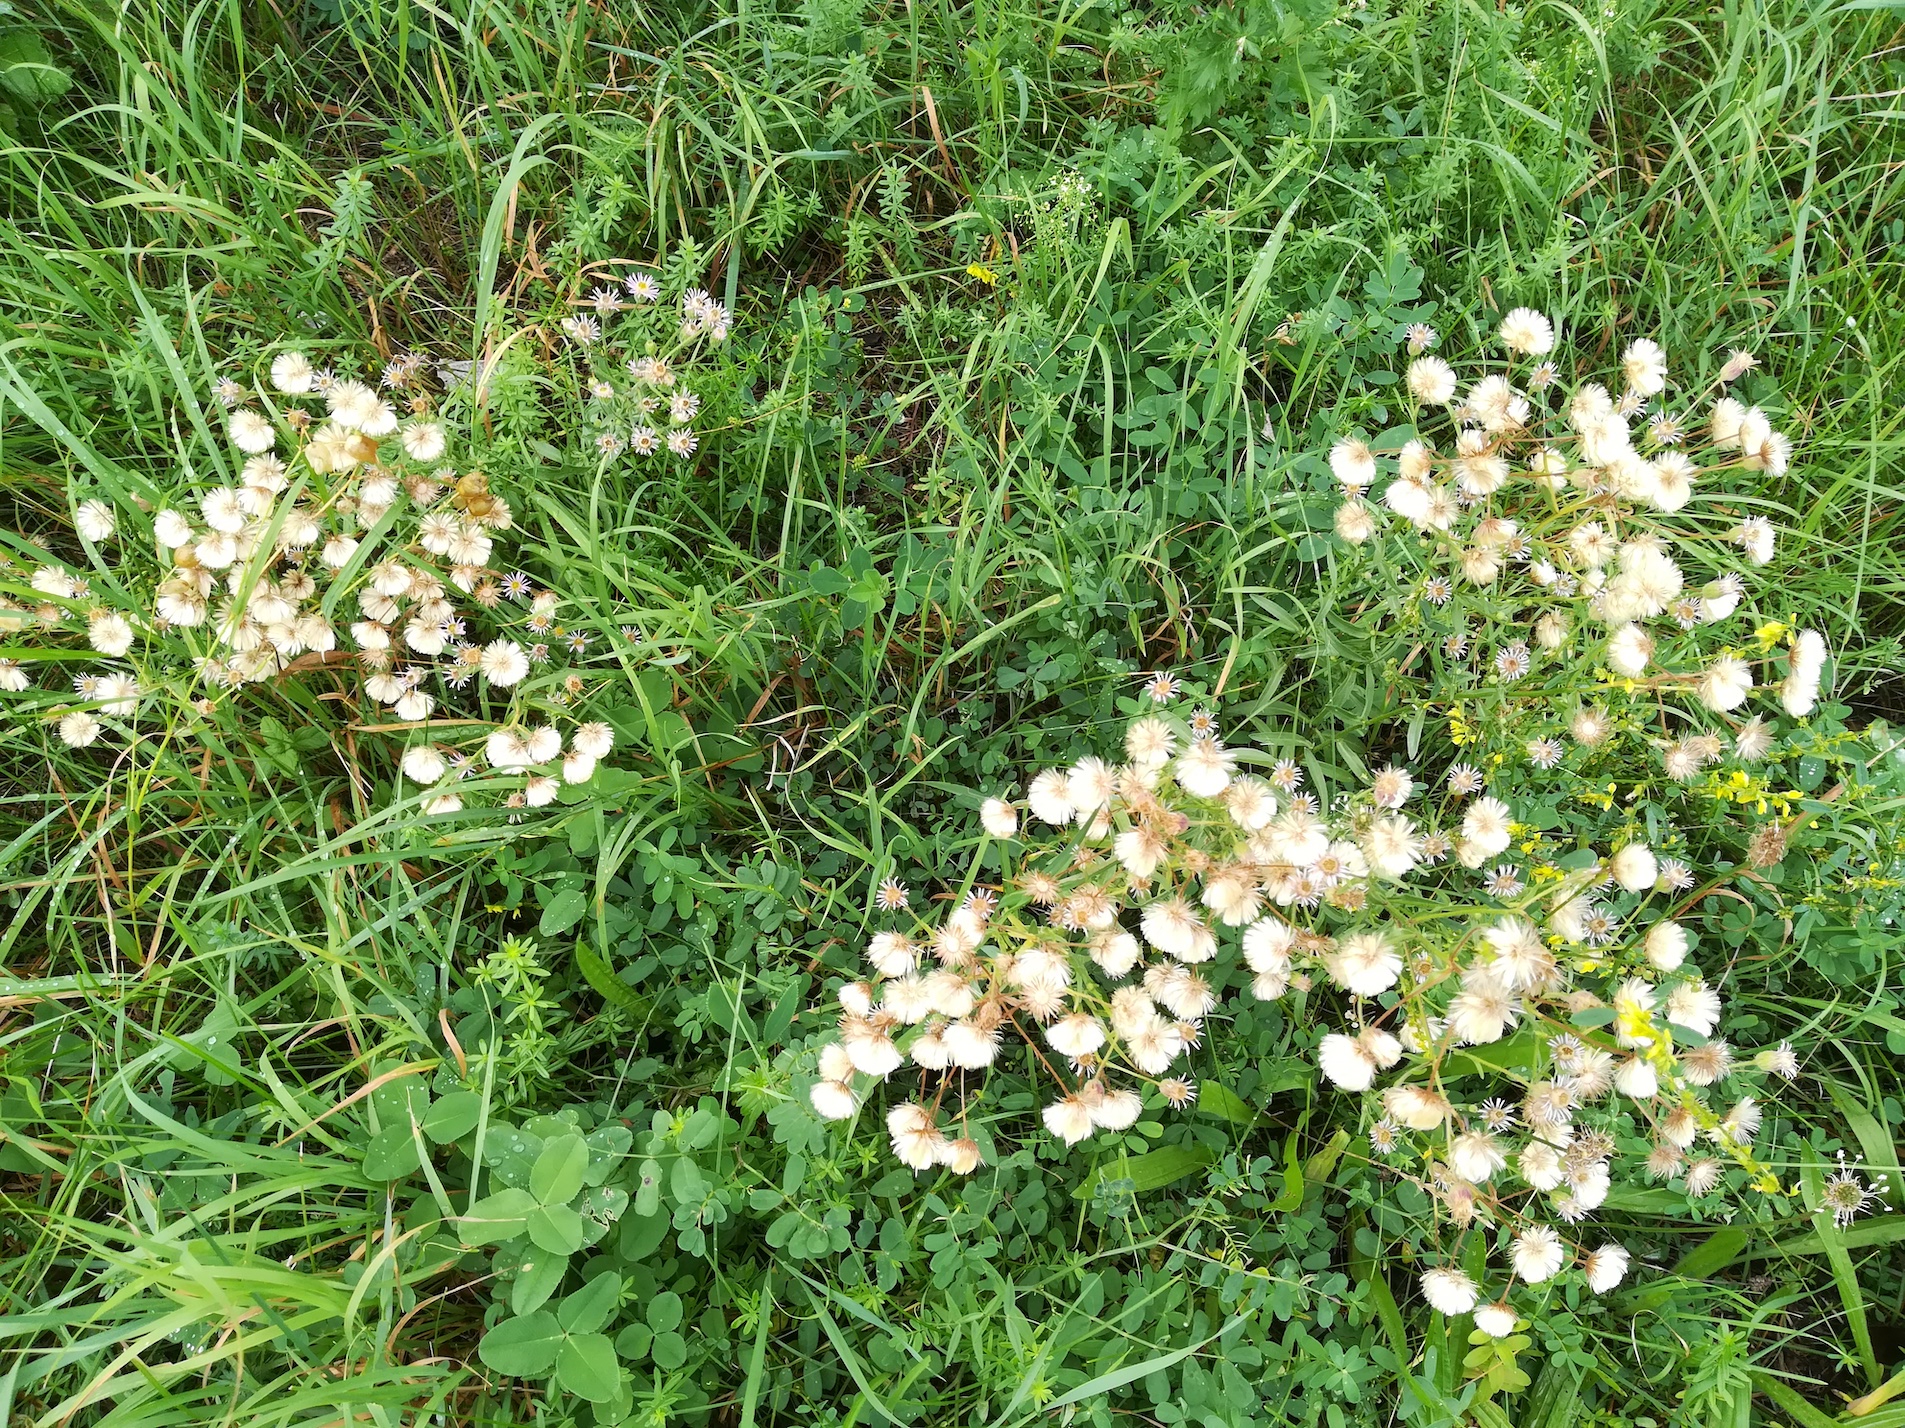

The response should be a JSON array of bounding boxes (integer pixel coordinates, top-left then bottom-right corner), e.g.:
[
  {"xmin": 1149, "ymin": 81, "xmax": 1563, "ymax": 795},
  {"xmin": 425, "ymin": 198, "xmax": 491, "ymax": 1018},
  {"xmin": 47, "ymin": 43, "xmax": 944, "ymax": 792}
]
[{"xmin": 3, "ymin": 0, "xmax": 1905, "ymax": 1425}]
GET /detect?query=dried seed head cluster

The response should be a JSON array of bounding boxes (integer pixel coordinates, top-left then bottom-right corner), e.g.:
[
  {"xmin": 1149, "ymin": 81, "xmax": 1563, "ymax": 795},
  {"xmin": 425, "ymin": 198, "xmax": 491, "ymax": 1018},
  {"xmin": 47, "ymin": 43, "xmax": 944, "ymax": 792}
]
[
  {"xmin": 1340, "ymin": 315, "xmax": 1821, "ymax": 743},
  {"xmin": 0, "ymin": 304, "xmax": 740, "ymax": 810},
  {"xmin": 806, "ymin": 319, "xmax": 1855, "ymax": 1325}
]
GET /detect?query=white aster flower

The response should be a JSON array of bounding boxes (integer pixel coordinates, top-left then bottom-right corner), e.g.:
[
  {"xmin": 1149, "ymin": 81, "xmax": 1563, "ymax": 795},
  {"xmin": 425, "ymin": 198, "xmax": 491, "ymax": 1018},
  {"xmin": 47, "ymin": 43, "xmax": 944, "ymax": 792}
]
[
  {"xmin": 1610, "ymin": 843, "xmax": 1657, "ymax": 893},
  {"xmin": 1473, "ymin": 1304, "xmax": 1518, "ymax": 1338},
  {"xmin": 402, "ymin": 423, "xmax": 447, "ymax": 462},
  {"xmin": 270, "ymin": 352, "xmax": 315, "ymax": 393},
  {"xmin": 1317, "ymin": 1033, "xmax": 1378, "ymax": 1091},
  {"xmin": 1027, "ymin": 769, "xmax": 1075, "ymax": 825},
  {"xmin": 75, "ymin": 499, "xmax": 117, "ymax": 543},
  {"xmin": 1584, "ymin": 1244, "xmax": 1629, "ymax": 1293},
  {"xmin": 401, "ymin": 746, "xmax": 447, "ymax": 783},
  {"xmin": 1328, "ymin": 438, "xmax": 1377, "ymax": 489},
  {"xmin": 1461, "ymin": 797, "xmax": 1513, "ymax": 859},
  {"xmin": 58, "ymin": 710, "xmax": 102, "ymax": 747},
  {"xmin": 1327, "ymin": 932, "xmax": 1401, "ymax": 996},
  {"xmin": 1407, "ymin": 357, "xmax": 1457, "ymax": 405},
  {"xmin": 1697, "ymin": 655, "xmax": 1753, "ymax": 712},
  {"xmin": 1043, "ymin": 1095, "xmax": 1095, "ymax": 1145},
  {"xmin": 1175, "ymin": 738, "xmax": 1235, "ymax": 798},
  {"xmin": 88, "ymin": 611, "xmax": 134, "ymax": 656},
  {"xmin": 1622, "ymin": 338, "xmax": 1668, "ymax": 396}
]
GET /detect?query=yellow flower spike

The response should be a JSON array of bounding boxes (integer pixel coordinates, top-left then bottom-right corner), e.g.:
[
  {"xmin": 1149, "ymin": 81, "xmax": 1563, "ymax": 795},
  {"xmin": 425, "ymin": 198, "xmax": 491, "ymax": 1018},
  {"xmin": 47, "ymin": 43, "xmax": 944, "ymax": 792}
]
[
  {"xmin": 1755, "ymin": 620, "xmax": 1790, "ymax": 650},
  {"xmin": 966, "ymin": 263, "xmax": 998, "ymax": 286}
]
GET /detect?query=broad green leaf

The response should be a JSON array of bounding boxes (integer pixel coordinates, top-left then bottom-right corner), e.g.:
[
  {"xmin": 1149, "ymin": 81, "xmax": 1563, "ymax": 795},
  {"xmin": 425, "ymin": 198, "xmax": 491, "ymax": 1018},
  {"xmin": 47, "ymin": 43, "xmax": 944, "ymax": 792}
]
[
  {"xmin": 1303, "ymin": 1129, "xmax": 1351, "ymax": 1185},
  {"xmin": 633, "ymin": 1159, "xmax": 663, "ymax": 1217},
  {"xmin": 511, "ymin": 1244, "xmax": 570, "ymax": 1316},
  {"xmin": 584, "ymin": 1124, "xmax": 633, "ymax": 1185},
  {"xmin": 369, "ymin": 1066, "xmax": 430, "ymax": 1121},
  {"xmin": 556, "ymin": 1332, "xmax": 621, "ymax": 1402},
  {"xmin": 1195, "ymin": 1081, "xmax": 1255, "ymax": 1124},
  {"xmin": 1601, "ymin": 1186, "xmax": 1682, "ymax": 1213},
  {"xmin": 539, "ymin": 888, "xmax": 588, "ymax": 936},
  {"xmin": 460, "ymin": 1188, "xmax": 538, "ymax": 1246},
  {"xmin": 527, "ymin": 1202, "xmax": 587, "ymax": 1256},
  {"xmin": 1674, "ymin": 1227, "xmax": 1749, "ymax": 1279},
  {"xmin": 1257, "ymin": 1060, "xmax": 1316, "ymax": 1096},
  {"xmin": 669, "ymin": 1154, "xmax": 706, "ymax": 1202},
  {"xmin": 646, "ymin": 1290, "xmax": 684, "ymax": 1334},
  {"xmin": 651, "ymin": 1329, "xmax": 689, "ymax": 1370},
  {"xmin": 531, "ymin": 1133, "xmax": 590, "ymax": 1206},
  {"xmin": 422, "ymin": 1091, "xmax": 482, "ymax": 1144},
  {"xmin": 479, "ymin": 1311, "xmax": 562, "ymax": 1377},
  {"xmin": 1442, "ymin": 1029, "xmax": 1540, "ymax": 1079},
  {"xmin": 576, "ymin": 1184, "xmax": 629, "ymax": 1232},
  {"xmin": 0, "ymin": 30, "xmax": 73, "ymax": 102},
  {"xmin": 1268, "ymin": 1133, "xmax": 1306, "ymax": 1212},
  {"xmin": 362, "ymin": 1121, "xmax": 422, "ymax": 1182},
  {"xmin": 618, "ymin": 1207, "xmax": 670, "ymax": 1260},
  {"xmin": 559, "ymin": 1272, "xmax": 622, "ymax": 1334},
  {"xmin": 1072, "ymin": 1144, "xmax": 1216, "ymax": 1201},
  {"xmin": 576, "ymin": 939, "xmax": 649, "ymax": 1015},
  {"xmin": 615, "ymin": 1322, "xmax": 653, "ymax": 1360}
]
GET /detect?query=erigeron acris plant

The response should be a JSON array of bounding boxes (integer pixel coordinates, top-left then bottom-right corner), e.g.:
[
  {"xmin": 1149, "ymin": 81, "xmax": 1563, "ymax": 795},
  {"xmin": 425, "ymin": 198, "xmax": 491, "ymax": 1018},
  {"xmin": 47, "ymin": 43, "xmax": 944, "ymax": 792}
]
[
  {"xmin": 555, "ymin": 272, "xmax": 730, "ymax": 462},
  {"xmin": 0, "ymin": 279, "xmax": 734, "ymax": 814},
  {"xmin": 805, "ymin": 319, "xmax": 1884, "ymax": 1331}
]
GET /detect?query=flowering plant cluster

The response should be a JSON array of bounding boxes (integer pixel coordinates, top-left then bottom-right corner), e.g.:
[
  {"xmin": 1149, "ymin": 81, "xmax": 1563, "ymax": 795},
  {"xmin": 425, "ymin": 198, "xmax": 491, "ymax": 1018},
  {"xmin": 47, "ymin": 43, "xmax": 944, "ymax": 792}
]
[
  {"xmin": 803, "ymin": 320, "xmax": 1884, "ymax": 1332},
  {"xmin": 0, "ymin": 291, "xmax": 719, "ymax": 814},
  {"xmin": 556, "ymin": 273, "xmax": 730, "ymax": 462}
]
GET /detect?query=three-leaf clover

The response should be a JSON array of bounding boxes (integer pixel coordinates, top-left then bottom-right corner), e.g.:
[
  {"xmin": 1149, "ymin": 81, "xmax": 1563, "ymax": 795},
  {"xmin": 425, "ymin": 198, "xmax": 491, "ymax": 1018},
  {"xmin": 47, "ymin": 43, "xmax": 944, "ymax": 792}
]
[{"xmin": 478, "ymin": 1271, "xmax": 624, "ymax": 1401}]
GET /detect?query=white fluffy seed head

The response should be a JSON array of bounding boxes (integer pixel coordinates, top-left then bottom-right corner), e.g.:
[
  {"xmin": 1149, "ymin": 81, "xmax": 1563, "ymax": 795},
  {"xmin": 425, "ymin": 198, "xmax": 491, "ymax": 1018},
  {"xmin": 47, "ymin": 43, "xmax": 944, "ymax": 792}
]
[
  {"xmin": 1420, "ymin": 1268, "xmax": 1478, "ymax": 1316},
  {"xmin": 1499, "ymin": 308, "xmax": 1555, "ymax": 355}
]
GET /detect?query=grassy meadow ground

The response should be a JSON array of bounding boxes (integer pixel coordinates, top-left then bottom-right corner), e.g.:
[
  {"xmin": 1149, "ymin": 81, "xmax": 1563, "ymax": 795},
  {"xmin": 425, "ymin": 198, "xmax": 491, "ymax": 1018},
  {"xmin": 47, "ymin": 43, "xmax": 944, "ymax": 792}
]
[{"xmin": 4, "ymin": 0, "xmax": 1905, "ymax": 1425}]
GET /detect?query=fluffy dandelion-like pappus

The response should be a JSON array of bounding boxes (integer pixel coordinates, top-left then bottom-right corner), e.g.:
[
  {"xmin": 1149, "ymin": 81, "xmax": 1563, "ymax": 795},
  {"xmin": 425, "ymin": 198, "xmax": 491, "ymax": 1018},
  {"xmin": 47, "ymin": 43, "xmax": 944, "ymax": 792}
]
[
  {"xmin": 794, "ymin": 323, "xmax": 1842, "ymax": 1324},
  {"xmin": 799, "ymin": 690, "xmax": 1799, "ymax": 1316},
  {"xmin": 0, "ymin": 328, "xmax": 647, "ymax": 822}
]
